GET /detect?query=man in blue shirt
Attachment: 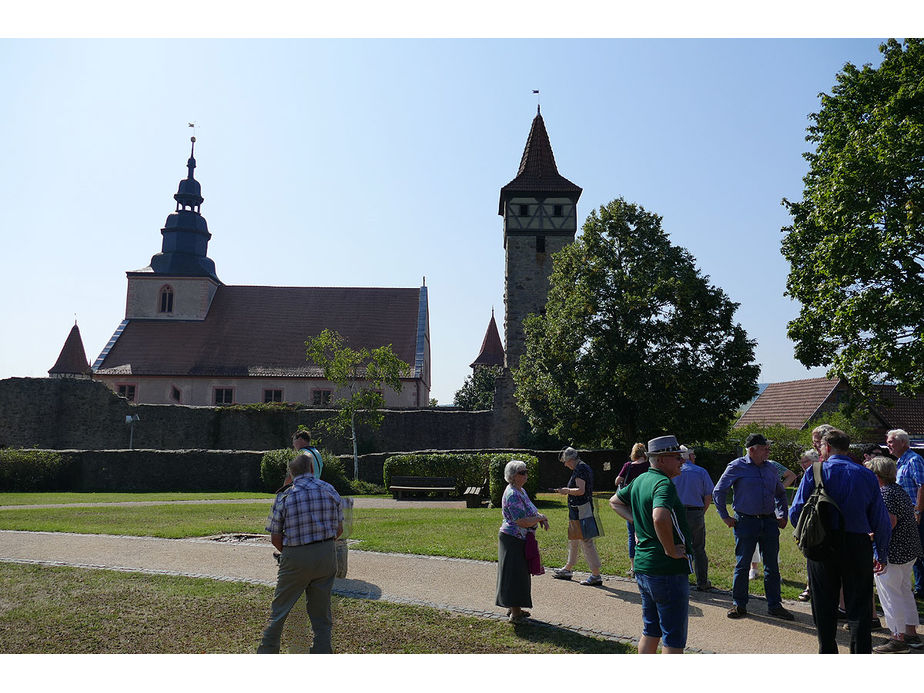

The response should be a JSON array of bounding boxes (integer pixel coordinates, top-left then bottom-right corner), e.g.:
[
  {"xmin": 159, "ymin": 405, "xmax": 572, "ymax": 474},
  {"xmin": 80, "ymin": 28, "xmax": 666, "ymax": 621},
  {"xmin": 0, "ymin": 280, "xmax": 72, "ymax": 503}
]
[
  {"xmin": 885, "ymin": 429, "xmax": 924, "ymax": 597},
  {"xmin": 713, "ymin": 433, "xmax": 794, "ymax": 621},
  {"xmin": 673, "ymin": 446, "xmax": 715, "ymax": 591},
  {"xmin": 790, "ymin": 429, "xmax": 891, "ymax": 653}
]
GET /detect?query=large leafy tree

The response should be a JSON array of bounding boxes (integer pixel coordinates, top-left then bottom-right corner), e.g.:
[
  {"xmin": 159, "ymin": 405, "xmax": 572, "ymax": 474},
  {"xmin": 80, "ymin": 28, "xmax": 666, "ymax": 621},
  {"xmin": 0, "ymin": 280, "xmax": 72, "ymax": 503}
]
[
  {"xmin": 781, "ymin": 39, "xmax": 924, "ymax": 397},
  {"xmin": 305, "ymin": 329, "xmax": 408, "ymax": 479},
  {"xmin": 453, "ymin": 365, "xmax": 501, "ymax": 410},
  {"xmin": 513, "ymin": 198, "xmax": 759, "ymax": 448}
]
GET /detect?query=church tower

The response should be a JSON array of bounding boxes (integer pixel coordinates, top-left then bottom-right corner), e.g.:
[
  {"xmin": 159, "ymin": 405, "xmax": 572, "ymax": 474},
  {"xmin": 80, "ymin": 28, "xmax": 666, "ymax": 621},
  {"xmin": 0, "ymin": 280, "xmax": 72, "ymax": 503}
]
[
  {"xmin": 124, "ymin": 137, "xmax": 221, "ymax": 322},
  {"xmin": 499, "ymin": 107, "xmax": 582, "ymax": 370}
]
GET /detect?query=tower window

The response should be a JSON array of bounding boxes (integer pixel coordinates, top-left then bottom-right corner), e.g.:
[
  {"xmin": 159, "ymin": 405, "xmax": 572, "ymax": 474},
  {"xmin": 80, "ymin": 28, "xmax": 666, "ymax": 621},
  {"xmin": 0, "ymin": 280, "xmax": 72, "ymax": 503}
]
[
  {"xmin": 518, "ymin": 204, "xmax": 529, "ymax": 217},
  {"xmin": 159, "ymin": 286, "xmax": 174, "ymax": 313},
  {"xmin": 553, "ymin": 204, "xmax": 563, "ymax": 217},
  {"xmin": 264, "ymin": 389, "xmax": 284, "ymax": 403},
  {"xmin": 536, "ymin": 235, "xmax": 546, "ymax": 253}
]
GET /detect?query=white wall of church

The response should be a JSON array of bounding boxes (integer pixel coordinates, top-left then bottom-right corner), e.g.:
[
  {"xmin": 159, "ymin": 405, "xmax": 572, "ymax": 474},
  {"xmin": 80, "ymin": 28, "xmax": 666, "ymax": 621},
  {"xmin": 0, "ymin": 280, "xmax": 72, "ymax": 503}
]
[
  {"xmin": 94, "ymin": 374, "xmax": 427, "ymax": 408},
  {"xmin": 125, "ymin": 276, "xmax": 219, "ymax": 320}
]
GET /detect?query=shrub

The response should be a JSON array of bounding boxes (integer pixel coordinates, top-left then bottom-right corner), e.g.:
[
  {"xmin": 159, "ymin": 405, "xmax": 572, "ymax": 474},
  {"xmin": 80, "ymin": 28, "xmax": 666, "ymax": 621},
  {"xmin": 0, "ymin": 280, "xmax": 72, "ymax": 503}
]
[
  {"xmin": 488, "ymin": 454, "xmax": 539, "ymax": 507},
  {"xmin": 382, "ymin": 454, "xmax": 488, "ymax": 496},
  {"xmin": 0, "ymin": 449, "xmax": 69, "ymax": 491},
  {"xmin": 260, "ymin": 448, "xmax": 352, "ymax": 495},
  {"xmin": 350, "ymin": 479, "xmax": 387, "ymax": 495}
]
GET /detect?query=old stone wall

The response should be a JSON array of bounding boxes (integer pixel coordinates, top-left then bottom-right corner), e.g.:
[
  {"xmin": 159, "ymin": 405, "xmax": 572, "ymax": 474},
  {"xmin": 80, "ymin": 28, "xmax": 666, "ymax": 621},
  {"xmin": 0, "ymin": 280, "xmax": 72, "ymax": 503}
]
[{"xmin": 0, "ymin": 378, "xmax": 497, "ymax": 454}]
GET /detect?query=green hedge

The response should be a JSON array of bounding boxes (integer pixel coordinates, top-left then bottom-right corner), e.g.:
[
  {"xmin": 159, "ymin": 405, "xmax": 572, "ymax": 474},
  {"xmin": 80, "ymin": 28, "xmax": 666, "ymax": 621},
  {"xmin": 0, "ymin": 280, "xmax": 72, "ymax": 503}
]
[
  {"xmin": 383, "ymin": 453, "xmax": 488, "ymax": 496},
  {"xmin": 259, "ymin": 448, "xmax": 353, "ymax": 496},
  {"xmin": 0, "ymin": 449, "xmax": 69, "ymax": 491},
  {"xmin": 488, "ymin": 454, "xmax": 539, "ymax": 506}
]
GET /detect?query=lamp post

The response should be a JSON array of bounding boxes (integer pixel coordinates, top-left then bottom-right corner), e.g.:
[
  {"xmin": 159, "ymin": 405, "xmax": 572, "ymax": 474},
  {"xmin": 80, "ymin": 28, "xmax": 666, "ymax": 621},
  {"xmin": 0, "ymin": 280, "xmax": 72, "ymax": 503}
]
[{"xmin": 125, "ymin": 414, "xmax": 140, "ymax": 449}]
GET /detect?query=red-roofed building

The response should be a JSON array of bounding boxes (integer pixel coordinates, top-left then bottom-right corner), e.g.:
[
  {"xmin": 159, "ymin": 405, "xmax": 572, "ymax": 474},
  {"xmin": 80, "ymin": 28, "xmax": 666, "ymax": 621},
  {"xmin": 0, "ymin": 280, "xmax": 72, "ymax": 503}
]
[
  {"xmin": 90, "ymin": 138, "xmax": 430, "ymax": 407},
  {"xmin": 735, "ymin": 377, "xmax": 924, "ymax": 437},
  {"xmin": 469, "ymin": 310, "xmax": 505, "ymax": 370}
]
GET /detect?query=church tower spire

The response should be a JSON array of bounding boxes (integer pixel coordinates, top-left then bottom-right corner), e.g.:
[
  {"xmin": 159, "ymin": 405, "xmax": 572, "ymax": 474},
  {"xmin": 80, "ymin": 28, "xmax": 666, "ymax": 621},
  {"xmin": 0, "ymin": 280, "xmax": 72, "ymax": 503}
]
[{"xmin": 141, "ymin": 136, "xmax": 219, "ymax": 281}]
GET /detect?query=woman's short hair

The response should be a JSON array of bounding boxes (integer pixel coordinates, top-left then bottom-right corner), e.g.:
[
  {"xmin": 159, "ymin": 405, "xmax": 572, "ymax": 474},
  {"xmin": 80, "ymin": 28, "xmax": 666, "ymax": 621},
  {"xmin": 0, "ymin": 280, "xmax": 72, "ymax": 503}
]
[
  {"xmin": 504, "ymin": 460, "xmax": 528, "ymax": 483},
  {"xmin": 630, "ymin": 443, "xmax": 646, "ymax": 460},
  {"xmin": 865, "ymin": 455, "xmax": 896, "ymax": 484},
  {"xmin": 560, "ymin": 447, "xmax": 579, "ymax": 462},
  {"xmin": 800, "ymin": 449, "xmax": 819, "ymax": 464}
]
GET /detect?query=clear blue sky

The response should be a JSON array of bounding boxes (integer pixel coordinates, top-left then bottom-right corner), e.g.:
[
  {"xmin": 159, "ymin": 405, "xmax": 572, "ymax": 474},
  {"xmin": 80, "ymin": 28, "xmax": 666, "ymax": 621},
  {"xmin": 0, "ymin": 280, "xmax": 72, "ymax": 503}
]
[{"xmin": 0, "ymin": 37, "xmax": 900, "ymax": 403}]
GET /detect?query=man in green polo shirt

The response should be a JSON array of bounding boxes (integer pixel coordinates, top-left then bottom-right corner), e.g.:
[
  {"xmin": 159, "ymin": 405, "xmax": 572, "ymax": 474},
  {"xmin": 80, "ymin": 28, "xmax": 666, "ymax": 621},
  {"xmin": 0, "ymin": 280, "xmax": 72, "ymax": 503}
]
[{"xmin": 609, "ymin": 435, "xmax": 692, "ymax": 654}]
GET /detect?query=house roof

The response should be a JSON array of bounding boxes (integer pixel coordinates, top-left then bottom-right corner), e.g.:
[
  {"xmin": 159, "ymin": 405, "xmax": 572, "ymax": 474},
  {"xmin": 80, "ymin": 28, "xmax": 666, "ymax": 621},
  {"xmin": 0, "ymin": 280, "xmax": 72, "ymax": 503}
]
[
  {"xmin": 869, "ymin": 385, "xmax": 924, "ymax": 436},
  {"xmin": 470, "ymin": 311, "xmax": 505, "ymax": 368},
  {"xmin": 94, "ymin": 285, "xmax": 427, "ymax": 380},
  {"xmin": 49, "ymin": 323, "xmax": 91, "ymax": 376},
  {"xmin": 734, "ymin": 377, "xmax": 842, "ymax": 429},
  {"xmin": 498, "ymin": 109, "xmax": 582, "ymax": 214}
]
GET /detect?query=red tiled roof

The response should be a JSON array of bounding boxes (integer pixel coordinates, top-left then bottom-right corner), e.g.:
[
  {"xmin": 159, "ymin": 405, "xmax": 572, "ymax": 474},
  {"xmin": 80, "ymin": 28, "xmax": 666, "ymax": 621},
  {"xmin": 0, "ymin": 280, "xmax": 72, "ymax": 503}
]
[
  {"xmin": 734, "ymin": 377, "xmax": 842, "ymax": 429},
  {"xmin": 95, "ymin": 285, "xmax": 423, "ymax": 378},
  {"xmin": 49, "ymin": 323, "xmax": 91, "ymax": 375},
  {"xmin": 499, "ymin": 112, "xmax": 581, "ymax": 213},
  {"xmin": 470, "ymin": 311, "xmax": 505, "ymax": 368},
  {"xmin": 870, "ymin": 385, "xmax": 924, "ymax": 436}
]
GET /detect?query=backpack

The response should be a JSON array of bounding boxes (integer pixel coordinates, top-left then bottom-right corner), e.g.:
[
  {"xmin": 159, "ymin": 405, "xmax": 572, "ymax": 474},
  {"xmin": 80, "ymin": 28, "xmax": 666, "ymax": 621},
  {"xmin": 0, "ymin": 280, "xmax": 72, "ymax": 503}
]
[{"xmin": 792, "ymin": 460, "xmax": 844, "ymax": 561}]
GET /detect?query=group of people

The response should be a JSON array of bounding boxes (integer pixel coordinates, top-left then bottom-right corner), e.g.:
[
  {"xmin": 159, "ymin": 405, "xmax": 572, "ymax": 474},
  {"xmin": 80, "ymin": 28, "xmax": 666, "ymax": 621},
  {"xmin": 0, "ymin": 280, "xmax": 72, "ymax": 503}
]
[{"xmin": 495, "ymin": 427, "xmax": 924, "ymax": 655}]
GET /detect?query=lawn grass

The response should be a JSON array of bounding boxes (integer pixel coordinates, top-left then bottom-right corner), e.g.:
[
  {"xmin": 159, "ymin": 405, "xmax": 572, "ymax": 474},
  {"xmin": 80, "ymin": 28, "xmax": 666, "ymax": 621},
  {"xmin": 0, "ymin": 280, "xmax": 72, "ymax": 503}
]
[
  {"xmin": 0, "ymin": 562, "xmax": 631, "ymax": 654},
  {"xmin": 0, "ymin": 491, "xmax": 275, "ymax": 506},
  {"xmin": 0, "ymin": 492, "xmax": 813, "ymax": 599}
]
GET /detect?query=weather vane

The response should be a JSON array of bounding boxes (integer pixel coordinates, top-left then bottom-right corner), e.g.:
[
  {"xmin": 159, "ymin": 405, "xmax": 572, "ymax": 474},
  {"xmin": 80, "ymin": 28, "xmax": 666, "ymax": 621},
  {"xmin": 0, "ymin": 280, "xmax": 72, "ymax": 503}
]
[
  {"xmin": 188, "ymin": 121, "xmax": 197, "ymax": 140},
  {"xmin": 533, "ymin": 89, "xmax": 540, "ymax": 114}
]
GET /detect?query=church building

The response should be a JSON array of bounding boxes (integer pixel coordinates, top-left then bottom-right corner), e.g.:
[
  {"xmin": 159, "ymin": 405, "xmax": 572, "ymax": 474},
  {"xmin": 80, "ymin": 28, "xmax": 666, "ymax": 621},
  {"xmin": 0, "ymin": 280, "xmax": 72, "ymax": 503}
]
[{"xmin": 88, "ymin": 138, "xmax": 431, "ymax": 407}]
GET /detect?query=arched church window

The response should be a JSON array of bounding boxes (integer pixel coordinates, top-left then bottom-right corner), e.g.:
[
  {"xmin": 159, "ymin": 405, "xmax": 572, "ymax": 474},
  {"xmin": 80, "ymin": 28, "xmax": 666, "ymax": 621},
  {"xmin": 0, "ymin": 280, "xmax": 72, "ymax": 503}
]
[{"xmin": 159, "ymin": 286, "xmax": 174, "ymax": 314}]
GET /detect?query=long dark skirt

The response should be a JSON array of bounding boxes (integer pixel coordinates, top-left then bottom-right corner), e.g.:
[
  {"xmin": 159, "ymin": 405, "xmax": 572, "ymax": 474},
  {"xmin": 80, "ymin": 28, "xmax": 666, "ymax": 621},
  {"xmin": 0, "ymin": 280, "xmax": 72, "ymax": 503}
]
[{"xmin": 496, "ymin": 531, "xmax": 532, "ymax": 608}]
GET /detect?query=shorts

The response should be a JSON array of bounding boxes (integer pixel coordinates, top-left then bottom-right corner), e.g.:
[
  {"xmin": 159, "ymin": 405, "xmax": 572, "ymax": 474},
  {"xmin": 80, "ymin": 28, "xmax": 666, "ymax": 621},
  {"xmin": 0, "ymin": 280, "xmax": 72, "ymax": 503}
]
[{"xmin": 635, "ymin": 572, "xmax": 689, "ymax": 649}]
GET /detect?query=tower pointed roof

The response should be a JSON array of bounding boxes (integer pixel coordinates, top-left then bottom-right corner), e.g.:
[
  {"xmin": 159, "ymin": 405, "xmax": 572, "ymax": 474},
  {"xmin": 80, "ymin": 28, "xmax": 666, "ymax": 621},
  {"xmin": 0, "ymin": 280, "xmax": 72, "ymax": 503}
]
[
  {"xmin": 470, "ymin": 310, "xmax": 505, "ymax": 369},
  {"xmin": 131, "ymin": 136, "xmax": 220, "ymax": 282},
  {"xmin": 499, "ymin": 107, "xmax": 582, "ymax": 214},
  {"xmin": 49, "ymin": 322, "xmax": 91, "ymax": 377}
]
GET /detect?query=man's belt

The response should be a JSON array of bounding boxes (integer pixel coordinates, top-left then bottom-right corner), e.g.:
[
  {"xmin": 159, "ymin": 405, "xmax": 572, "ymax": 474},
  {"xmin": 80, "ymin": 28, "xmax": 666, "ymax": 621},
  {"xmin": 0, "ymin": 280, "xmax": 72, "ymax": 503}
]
[
  {"xmin": 738, "ymin": 513, "xmax": 774, "ymax": 519},
  {"xmin": 685, "ymin": 505, "xmax": 704, "ymax": 510}
]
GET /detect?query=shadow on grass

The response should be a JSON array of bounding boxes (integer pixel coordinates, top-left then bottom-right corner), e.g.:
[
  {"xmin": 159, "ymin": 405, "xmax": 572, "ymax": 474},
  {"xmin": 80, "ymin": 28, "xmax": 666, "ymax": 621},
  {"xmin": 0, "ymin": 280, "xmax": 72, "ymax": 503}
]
[{"xmin": 510, "ymin": 619, "xmax": 635, "ymax": 653}]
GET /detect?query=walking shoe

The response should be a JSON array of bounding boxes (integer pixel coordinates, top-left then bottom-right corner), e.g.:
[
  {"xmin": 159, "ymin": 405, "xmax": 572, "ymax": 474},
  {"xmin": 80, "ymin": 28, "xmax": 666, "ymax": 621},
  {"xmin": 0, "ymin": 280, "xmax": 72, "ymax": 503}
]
[
  {"xmin": 506, "ymin": 608, "xmax": 530, "ymax": 618},
  {"xmin": 695, "ymin": 582, "xmax": 713, "ymax": 592},
  {"xmin": 626, "ymin": 568, "xmax": 635, "ymax": 578},
  {"xmin": 873, "ymin": 638, "xmax": 910, "ymax": 654},
  {"xmin": 768, "ymin": 605, "xmax": 795, "ymax": 621},
  {"xmin": 727, "ymin": 605, "xmax": 747, "ymax": 619},
  {"xmin": 836, "ymin": 607, "xmax": 848, "ymax": 620},
  {"xmin": 797, "ymin": 588, "xmax": 811, "ymax": 601},
  {"xmin": 904, "ymin": 634, "xmax": 922, "ymax": 648},
  {"xmin": 748, "ymin": 568, "xmax": 758, "ymax": 580},
  {"xmin": 551, "ymin": 567, "xmax": 573, "ymax": 580},
  {"xmin": 580, "ymin": 575, "xmax": 603, "ymax": 586}
]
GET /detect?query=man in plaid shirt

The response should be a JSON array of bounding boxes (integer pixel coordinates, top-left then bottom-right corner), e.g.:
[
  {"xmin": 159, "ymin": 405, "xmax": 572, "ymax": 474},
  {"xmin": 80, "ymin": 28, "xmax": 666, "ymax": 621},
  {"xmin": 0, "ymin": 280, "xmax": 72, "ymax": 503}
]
[
  {"xmin": 257, "ymin": 452, "xmax": 343, "ymax": 654},
  {"xmin": 886, "ymin": 429, "xmax": 924, "ymax": 597}
]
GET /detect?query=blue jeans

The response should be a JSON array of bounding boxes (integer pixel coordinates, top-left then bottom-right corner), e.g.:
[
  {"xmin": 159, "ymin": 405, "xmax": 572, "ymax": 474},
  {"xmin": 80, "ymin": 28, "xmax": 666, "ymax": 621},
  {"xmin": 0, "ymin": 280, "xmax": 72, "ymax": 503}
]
[
  {"xmin": 635, "ymin": 572, "xmax": 689, "ymax": 649},
  {"xmin": 627, "ymin": 521, "xmax": 636, "ymax": 559},
  {"xmin": 732, "ymin": 514, "xmax": 781, "ymax": 610}
]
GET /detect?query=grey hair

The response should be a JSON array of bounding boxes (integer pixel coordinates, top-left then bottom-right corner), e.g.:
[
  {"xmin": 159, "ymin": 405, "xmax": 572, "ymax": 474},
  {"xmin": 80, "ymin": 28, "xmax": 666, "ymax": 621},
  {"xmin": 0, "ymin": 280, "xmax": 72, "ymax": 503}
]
[
  {"xmin": 504, "ymin": 459, "xmax": 528, "ymax": 483},
  {"xmin": 865, "ymin": 455, "xmax": 897, "ymax": 485},
  {"xmin": 800, "ymin": 449, "xmax": 819, "ymax": 464},
  {"xmin": 288, "ymin": 452, "xmax": 314, "ymax": 478},
  {"xmin": 560, "ymin": 447, "xmax": 579, "ymax": 462},
  {"xmin": 812, "ymin": 423, "xmax": 834, "ymax": 437},
  {"xmin": 887, "ymin": 429, "xmax": 910, "ymax": 445}
]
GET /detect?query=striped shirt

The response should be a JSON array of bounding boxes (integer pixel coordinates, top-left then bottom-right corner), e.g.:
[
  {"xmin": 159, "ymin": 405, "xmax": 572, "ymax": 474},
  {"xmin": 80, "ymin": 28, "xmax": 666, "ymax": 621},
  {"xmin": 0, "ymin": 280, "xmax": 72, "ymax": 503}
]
[{"xmin": 266, "ymin": 474, "xmax": 343, "ymax": 546}]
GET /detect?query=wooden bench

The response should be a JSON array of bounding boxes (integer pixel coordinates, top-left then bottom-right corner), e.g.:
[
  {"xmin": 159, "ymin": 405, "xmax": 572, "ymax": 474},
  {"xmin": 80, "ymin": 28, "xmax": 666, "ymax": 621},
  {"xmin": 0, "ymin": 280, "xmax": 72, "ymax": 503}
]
[
  {"xmin": 463, "ymin": 478, "xmax": 489, "ymax": 508},
  {"xmin": 389, "ymin": 475, "xmax": 457, "ymax": 500}
]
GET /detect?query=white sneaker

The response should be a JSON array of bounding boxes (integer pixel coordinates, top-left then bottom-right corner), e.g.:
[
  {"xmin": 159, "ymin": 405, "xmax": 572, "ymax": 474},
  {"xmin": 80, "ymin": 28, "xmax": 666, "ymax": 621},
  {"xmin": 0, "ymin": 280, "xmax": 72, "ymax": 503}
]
[
  {"xmin": 748, "ymin": 568, "xmax": 758, "ymax": 580},
  {"xmin": 552, "ymin": 567, "xmax": 573, "ymax": 580}
]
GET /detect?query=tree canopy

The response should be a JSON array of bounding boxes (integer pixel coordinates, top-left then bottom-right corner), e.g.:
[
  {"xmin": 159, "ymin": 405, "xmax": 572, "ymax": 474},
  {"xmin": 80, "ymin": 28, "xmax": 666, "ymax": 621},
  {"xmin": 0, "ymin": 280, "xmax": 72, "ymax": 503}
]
[
  {"xmin": 781, "ymin": 38, "xmax": 924, "ymax": 397},
  {"xmin": 453, "ymin": 365, "xmax": 501, "ymax": 410},
  {"xmin": 305, "ymin": 329, "xmax": 408, "ymax": 478},
  {"xmin": 513, "ymin": 198, "xmax": 759, "ymax": 448}
]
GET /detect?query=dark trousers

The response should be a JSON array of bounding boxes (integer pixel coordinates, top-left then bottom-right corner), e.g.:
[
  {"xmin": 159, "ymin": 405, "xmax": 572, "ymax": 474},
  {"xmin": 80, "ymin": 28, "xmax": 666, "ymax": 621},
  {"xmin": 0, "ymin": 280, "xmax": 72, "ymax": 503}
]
[
  {"xmin": 685, "ymin": 507, "xmax": 709, "ymax": 588},
  {"xmin": 913, "ymin": 520, "xmax": 924, "ymax": 594},
  {"xmin": 732, "ymin": 515, "xmax": 781, "ymax": 609},
  {"xmin": 806, "ymin": 532, "xmax": 873, "ymax": 654}
]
